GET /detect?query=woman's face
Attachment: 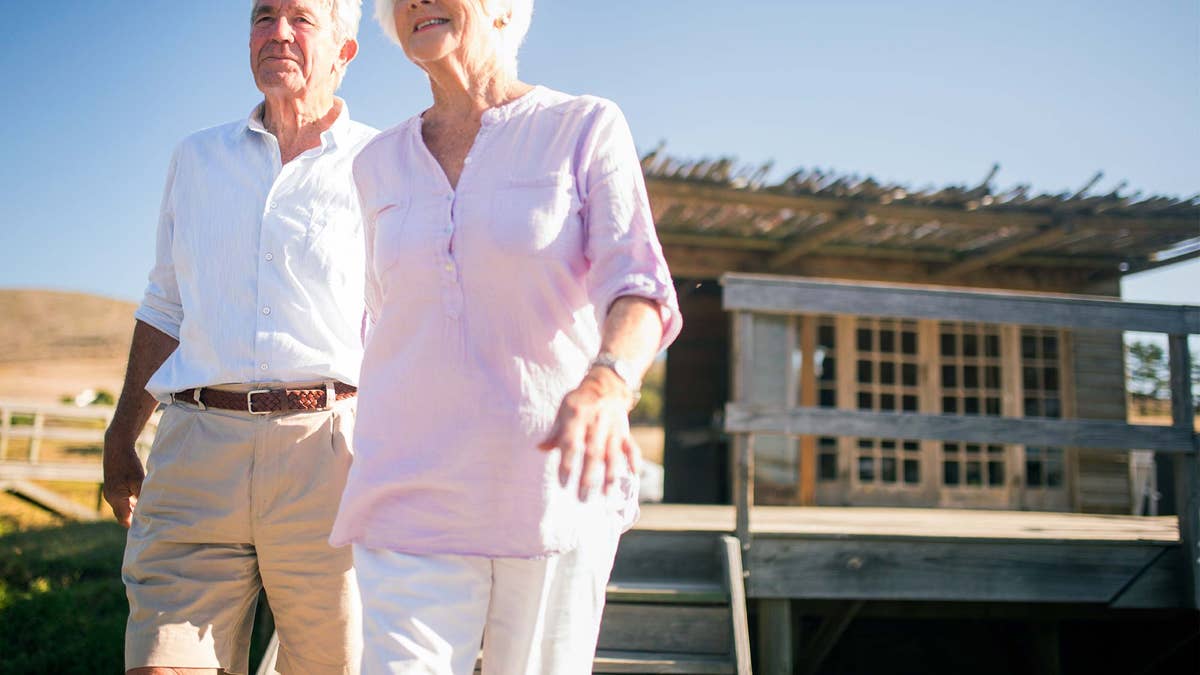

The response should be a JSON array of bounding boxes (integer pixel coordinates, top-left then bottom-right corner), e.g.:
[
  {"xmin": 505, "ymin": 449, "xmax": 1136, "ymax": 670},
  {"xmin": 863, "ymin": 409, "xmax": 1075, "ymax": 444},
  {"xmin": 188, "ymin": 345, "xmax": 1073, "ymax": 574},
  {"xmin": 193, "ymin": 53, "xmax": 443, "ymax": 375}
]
[{"xmin": 394, "ymin": 0, "xmax": 497, "ymax": 69}]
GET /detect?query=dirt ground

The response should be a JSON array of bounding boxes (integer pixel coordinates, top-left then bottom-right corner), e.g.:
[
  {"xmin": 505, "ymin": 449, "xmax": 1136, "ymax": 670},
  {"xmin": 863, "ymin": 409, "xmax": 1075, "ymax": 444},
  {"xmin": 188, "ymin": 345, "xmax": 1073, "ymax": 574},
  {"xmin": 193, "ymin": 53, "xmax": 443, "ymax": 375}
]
[{"xmin": 0, "ymin": 359, "xmax": 126, "ymax": 406}]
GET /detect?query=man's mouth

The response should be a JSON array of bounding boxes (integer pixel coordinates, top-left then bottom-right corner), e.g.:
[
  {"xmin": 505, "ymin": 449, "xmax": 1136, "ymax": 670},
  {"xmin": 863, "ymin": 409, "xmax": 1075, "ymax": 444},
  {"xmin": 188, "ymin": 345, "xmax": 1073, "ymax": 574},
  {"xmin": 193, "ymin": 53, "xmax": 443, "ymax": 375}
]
[{"xmin": 414, "ymin": 18, "xmax": 450, "ymax": 33}]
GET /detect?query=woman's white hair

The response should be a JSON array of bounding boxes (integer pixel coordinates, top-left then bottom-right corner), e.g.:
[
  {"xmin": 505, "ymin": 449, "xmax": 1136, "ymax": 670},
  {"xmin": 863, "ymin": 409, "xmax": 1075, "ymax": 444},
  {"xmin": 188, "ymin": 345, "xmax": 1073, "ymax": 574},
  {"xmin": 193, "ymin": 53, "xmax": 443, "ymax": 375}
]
[{"xmin": 374, "ymin": 0, "xmax": 534, "ymax": 75}]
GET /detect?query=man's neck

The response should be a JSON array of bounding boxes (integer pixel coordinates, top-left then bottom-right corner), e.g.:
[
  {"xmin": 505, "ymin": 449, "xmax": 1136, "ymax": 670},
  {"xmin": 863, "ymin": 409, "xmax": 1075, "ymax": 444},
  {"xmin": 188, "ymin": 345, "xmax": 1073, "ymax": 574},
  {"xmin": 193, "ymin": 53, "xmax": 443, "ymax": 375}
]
[{"xmin": 261, "ymin": 93, "xmax": 341, "ymax": 164}]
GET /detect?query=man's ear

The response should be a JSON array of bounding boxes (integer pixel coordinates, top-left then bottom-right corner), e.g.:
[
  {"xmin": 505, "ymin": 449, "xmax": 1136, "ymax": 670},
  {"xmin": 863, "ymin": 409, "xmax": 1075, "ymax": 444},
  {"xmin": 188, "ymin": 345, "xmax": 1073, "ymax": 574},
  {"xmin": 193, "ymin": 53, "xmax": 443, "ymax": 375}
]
[{"xmin": 340, "ymin": 38, "xmax": 359, "ymax": 67}]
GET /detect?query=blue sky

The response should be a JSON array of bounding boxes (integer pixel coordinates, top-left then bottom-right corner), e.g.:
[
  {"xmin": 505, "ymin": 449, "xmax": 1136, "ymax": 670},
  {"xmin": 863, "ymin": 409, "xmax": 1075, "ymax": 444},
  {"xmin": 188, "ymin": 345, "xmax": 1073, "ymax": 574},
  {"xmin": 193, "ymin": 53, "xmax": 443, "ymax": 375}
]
[{"xmin": 0, "ymin": 1, "xmax": 1196, "ymax": 304}]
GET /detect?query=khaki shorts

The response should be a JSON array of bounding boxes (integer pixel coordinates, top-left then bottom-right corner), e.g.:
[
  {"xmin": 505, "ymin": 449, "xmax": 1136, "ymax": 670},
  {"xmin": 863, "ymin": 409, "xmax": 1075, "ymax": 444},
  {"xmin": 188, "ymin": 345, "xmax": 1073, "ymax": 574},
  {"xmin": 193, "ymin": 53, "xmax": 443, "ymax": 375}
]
[{"xmin": 123, "ymin": 391, "xmax": 360, "ymax": 675}]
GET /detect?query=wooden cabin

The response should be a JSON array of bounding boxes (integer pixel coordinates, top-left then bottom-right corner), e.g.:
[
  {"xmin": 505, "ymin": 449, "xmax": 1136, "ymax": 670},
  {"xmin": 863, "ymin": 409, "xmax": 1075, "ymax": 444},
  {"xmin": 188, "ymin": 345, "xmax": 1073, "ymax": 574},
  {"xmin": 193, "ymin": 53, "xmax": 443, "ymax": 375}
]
[{"xmin": 643, "ymin": 155, "xmax": 1199, "ymax": 517}]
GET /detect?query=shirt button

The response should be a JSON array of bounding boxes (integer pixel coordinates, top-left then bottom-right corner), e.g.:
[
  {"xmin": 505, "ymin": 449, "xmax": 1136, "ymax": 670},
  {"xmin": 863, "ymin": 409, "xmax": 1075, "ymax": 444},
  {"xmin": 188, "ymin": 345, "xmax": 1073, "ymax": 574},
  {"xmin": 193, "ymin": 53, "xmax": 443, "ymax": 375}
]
[
  {"xmin": 265, "ymin": 252, "xmax": 274, "ymax": 261},
  {"xmin": 262, "ymin": 306, "xmax": 272, "ymax": 315},
  {"xmin": 269, "ymin": 201, "xmax": 278, "ymax": 209},
  {"xmin": 260, "ymin": 363, "xmax": 269, "ymax": 371},
  {"xmin": 444, "ymin": 264, "xmax": 454, "ymax": 272},
  {"xmin": 464, "ymin": 157, "xmax": 473, "ymax": 164},
  {"xmin": 445, "ymin": 195, "xmax": 453, "ymax": 202}
]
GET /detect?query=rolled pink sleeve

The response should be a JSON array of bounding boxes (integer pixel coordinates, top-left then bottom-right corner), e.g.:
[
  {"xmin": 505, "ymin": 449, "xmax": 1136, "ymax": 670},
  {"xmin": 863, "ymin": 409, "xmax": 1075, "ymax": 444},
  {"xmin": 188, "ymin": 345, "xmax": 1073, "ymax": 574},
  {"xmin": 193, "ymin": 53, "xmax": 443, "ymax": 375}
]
[{"xmin": 581, "ymin": 103, "xmax": 682, "ymax": 350}]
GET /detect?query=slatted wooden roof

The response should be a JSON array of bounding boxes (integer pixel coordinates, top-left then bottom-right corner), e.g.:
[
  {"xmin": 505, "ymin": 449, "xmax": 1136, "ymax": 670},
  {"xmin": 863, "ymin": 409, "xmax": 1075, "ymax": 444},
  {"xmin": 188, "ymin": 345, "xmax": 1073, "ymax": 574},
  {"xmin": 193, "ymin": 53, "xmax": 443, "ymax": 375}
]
[{"xmin": 642, "ymin": 150, "xmax": 1199, "ymax": 281}]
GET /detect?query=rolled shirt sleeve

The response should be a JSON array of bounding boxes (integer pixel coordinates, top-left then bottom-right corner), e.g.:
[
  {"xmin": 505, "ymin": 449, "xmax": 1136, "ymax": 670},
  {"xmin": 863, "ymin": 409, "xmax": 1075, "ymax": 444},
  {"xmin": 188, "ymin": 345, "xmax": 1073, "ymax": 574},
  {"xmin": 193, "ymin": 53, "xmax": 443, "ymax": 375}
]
[
  {"xmin": 134, "ymin": 145, "xmax": 184, "ymax": 339},
  {"xmin": 581, "ymin": 102, "xmax": 682, "ymax": 350}
]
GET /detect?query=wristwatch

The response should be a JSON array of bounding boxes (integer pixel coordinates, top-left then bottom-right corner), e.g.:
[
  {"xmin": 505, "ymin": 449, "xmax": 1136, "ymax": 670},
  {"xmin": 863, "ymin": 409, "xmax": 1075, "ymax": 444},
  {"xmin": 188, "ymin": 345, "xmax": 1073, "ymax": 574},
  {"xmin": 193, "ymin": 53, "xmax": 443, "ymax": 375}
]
[{"xmin": 590, "ymin": 351, "xmax": 642, "ymax": 408}]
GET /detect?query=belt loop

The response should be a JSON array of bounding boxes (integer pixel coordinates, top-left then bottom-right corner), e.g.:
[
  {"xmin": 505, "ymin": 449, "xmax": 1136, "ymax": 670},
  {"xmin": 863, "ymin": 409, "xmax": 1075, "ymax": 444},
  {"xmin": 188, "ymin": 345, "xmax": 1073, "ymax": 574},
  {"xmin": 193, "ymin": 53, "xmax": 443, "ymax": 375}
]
[
  {"xmin": 324, "ymin": 382, "xmax": 336, "ymax": 411},
  {"xmin": 192, "ymin": 387, "xmax": 207, "ymax": 411}
]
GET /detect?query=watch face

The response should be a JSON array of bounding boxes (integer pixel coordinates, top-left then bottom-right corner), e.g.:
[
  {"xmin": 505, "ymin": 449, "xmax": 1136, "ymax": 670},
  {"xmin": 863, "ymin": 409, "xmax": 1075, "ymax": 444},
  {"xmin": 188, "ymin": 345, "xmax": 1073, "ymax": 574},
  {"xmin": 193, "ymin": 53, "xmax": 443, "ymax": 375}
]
[{"xmin": 594, "ymin": 352, "xmax": 641, "ymax": 391}]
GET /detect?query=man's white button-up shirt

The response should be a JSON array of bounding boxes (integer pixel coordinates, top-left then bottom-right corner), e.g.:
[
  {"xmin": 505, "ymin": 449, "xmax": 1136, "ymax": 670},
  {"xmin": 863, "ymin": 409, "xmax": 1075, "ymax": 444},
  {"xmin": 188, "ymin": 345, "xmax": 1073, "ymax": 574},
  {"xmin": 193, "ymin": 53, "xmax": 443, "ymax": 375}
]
[{"xmin": 135, "ymin": 102, "xmax": 378, "ymax": 403}]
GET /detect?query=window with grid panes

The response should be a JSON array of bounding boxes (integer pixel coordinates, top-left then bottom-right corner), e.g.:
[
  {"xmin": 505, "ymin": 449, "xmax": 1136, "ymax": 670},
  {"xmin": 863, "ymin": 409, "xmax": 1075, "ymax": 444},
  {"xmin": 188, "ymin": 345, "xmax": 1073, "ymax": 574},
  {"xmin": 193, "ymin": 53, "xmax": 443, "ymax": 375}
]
[
  {"xmin": 939, "ymin": 322, "xmax": 1005, "ymax": 488},
  {"xmin": 816, "ymin": 316, "xmax": 839, "ymax": 482},
  {"xmin": 853, "ymin": 318, "xmax": 921, "ymax": 486},
  {"xmin": 942, "ymin": 442, "xmax": 1006, "ymax": 487},
  {"xmin": 1022, "ymin": 328, "xmax": 1065, "ymax": 488}
]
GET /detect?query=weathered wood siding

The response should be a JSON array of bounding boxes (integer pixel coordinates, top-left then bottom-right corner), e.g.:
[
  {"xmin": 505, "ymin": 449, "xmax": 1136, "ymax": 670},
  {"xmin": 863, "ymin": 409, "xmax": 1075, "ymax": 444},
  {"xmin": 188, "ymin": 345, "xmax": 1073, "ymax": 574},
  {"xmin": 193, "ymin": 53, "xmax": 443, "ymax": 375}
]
[
  {"xmin": 1072, "ymin": 328, "xmax": 1132, "ymax": 513},
  {"xmin": 662, "ymin": 280, "xmax": 729, "ymax": 504}
]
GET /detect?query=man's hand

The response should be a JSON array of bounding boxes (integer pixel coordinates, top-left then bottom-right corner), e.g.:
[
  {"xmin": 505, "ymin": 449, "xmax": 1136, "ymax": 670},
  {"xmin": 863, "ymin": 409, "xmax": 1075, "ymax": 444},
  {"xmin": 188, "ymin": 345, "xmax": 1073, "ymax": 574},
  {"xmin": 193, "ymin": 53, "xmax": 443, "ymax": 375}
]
[
  {"xmin": 103, "ymin": 438, "xmax": 146, "ymax": 528},
  {"xmin": 538, "ymin": 367, "xmax": 642, "ymax": 501},
  {"xmin": 101, "ymin": 320, "xmax": 177, "ymax": 528}
]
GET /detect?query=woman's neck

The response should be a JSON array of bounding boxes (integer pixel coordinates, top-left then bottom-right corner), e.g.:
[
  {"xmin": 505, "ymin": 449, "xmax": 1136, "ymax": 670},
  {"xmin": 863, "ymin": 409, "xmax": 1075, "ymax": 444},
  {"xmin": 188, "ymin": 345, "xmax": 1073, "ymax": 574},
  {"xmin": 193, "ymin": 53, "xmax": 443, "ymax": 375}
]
[{"xmin": 423, "ymin": 57, "xmax": 531, "ymax": 123}]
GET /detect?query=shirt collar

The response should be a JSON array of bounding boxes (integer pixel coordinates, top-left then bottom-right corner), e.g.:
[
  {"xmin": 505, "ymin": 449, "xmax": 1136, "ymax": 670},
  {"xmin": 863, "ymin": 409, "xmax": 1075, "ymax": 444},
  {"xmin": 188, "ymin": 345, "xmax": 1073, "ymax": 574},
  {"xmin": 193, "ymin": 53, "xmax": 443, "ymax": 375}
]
[
  {"xmin": 479, "ymin": 85, "xmax": 543, "ymax": 127},
  {"xmin": 242, "ymin": 97, "xmax": 352, "ymax": 151}
]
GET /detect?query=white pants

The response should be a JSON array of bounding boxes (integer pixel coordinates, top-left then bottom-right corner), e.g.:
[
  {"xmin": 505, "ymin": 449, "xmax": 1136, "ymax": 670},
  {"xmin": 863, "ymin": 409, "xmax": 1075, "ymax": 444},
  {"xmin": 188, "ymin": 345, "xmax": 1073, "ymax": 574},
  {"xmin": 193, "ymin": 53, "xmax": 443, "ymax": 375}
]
[{"xmin": 353, "ymin": 524, "xmax": 620, "ymax": 675}]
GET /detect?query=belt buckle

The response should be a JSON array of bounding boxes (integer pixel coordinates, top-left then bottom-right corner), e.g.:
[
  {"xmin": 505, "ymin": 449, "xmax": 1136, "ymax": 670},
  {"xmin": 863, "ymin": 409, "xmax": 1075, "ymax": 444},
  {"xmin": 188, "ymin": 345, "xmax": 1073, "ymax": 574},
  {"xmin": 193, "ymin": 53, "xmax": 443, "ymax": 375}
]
[{"xmin": 246, "ymin": 389, "xmax": 272, "ymax": 415}]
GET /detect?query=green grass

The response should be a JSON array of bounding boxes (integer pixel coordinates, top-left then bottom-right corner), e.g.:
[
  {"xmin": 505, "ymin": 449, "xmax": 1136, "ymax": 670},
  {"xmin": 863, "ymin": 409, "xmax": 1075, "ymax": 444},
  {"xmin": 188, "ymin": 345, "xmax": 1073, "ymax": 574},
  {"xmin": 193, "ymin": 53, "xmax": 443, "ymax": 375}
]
[
  {"xmin": 0, "ymin": 522, "xmax": 129, "ymax": 674},
  {"xmin": 0, "ymin": 519, "xmax": 276, "ymax": 673}
]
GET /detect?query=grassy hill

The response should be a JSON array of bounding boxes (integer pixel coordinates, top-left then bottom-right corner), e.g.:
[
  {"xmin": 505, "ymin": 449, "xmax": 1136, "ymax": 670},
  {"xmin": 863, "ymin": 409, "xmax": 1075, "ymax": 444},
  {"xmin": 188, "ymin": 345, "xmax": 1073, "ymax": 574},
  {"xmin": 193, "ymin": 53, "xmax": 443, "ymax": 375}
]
[{"xmin": 0, "ymin": 289, "xmax": 135, "ymax": 404}]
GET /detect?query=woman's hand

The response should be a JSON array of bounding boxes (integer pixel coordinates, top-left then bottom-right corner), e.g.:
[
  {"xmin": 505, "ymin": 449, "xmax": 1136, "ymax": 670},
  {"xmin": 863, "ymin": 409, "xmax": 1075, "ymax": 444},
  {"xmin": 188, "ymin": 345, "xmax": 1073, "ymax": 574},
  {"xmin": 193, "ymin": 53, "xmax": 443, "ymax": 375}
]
[{"xmin": 538, "ymin": 367, "xmax": 642, "ymax": 500}]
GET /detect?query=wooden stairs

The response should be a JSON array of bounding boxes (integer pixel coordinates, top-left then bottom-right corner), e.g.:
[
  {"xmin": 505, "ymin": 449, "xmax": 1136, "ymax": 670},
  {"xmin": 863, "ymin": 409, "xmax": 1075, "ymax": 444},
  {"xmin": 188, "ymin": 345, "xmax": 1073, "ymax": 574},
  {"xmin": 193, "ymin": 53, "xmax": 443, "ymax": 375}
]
[
  {"xmin": 257, "ymin": 532, "xmax": 752, "ymax": 674},
  {"xmin": 591, "ymin": 532, "xmax": 752, "ymax": 674}
]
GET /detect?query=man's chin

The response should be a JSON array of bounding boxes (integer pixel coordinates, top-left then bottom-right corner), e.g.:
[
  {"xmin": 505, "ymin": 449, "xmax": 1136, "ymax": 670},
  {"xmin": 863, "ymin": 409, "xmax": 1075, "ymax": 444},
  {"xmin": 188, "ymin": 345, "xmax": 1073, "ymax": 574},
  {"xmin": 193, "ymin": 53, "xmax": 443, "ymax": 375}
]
[{"xmin": 255, "ymin": 76, "xmax": 305, "ymax": 98}]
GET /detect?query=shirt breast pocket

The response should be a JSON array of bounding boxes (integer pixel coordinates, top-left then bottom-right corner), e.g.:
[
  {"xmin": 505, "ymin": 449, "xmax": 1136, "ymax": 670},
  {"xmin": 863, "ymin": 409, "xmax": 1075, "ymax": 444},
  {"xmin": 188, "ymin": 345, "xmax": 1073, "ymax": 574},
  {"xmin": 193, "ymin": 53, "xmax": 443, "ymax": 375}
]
[
  {"xmin": 489, "ymin": 173, "xmax": 579, "ymax": 256},
  {"xmin": 371, "ymin": 197, "xmax": 415, "ymax": 279},
  {"xmin": 305, "ymin": 203, "xmax": 361, "ymax": 278}
]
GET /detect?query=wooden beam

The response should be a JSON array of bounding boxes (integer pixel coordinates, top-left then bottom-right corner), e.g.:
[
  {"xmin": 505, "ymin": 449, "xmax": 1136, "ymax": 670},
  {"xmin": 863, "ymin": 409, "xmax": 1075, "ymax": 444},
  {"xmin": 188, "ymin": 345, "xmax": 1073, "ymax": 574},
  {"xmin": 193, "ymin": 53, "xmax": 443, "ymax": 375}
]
[
  {"xmin": 659, "ymin": 232, "xmax": 781, "ymax": 252},
  {"xmin": 0, "ymin": 461, "xmax": 103, "ymax": 482},
  {"xmin": 3, "ymin": 479, "xmax": 100, "ymax": 521},
  {"xmin": 798, "ymin": 317, "xmax": 817, "ymax": 505},
  {"xmin": 721, "ymin": 274, "xmax": 1200, "ymax": 335},
  {"xmin": 725, "ymin": 404, "xmax": 1196, "ymax": 453},
  {"xmin": 1168, "ymin": 334, "xmax": 1200, "ymax": 609},
  {"xmin": 799, "ymin": 600, "xmax": 864, "ymax": 675},
  {"xmin": 935, "ymin": 225, "xmax": 1071, "ymax": 280},
  {"xmin": 768, "ymin": 210, "xmax": 867, "ymax": 270},
  {"xmin": 719, "ymin": 536, "xmax": 753, "ymax": 675},
  {"xmin": 731, "ymin": 313, "xmax": 754, "ymax": 551},
  {"xmin": 757, "ymin": 599, "xmax": 793, "ymax": 675},
  {"xmin": 746, "ymin": 537, "xmax": 1182, "ymax": 606},
  {"xmin": 647, "ymin": 178, "xmax": 1200, "ymax": 234}
]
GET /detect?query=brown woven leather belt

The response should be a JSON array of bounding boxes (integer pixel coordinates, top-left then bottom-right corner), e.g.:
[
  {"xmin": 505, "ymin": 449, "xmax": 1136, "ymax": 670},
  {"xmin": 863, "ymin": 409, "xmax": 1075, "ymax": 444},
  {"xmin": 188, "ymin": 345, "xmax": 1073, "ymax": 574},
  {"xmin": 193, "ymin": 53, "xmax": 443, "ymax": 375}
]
[{"xmin": 173, "ymin": 382, "xmax": 356, "ymax": 414}]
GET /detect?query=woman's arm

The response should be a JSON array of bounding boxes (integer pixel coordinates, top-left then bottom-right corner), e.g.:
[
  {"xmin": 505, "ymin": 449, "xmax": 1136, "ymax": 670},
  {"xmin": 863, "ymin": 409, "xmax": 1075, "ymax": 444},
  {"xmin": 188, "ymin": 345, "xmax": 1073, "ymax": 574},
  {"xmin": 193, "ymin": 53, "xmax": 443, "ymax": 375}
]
[{"xmin": 538, "ymin": 295, "xmax": 663, "ymax": 499}]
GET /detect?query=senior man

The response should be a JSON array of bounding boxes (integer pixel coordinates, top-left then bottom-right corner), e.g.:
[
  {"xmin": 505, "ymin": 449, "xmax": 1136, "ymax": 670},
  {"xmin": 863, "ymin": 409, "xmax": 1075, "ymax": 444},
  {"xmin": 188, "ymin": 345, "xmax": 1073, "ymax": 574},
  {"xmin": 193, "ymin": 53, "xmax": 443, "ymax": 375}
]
[{"xmin": 102, "ymin": 1, "xmax": 376, "ymax": 673}]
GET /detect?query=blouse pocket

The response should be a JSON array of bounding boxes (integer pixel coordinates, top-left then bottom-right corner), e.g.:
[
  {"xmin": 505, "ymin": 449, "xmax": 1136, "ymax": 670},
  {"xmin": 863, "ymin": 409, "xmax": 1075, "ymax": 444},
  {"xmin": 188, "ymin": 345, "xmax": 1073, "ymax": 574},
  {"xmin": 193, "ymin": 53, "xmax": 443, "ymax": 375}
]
[
  {"xmin": 489, "ymin": 173, "xmax": 578, "ymax": 256},
  {"xmin": 371, "ymin": 197, "xmax": 414, "ymax": 279}
]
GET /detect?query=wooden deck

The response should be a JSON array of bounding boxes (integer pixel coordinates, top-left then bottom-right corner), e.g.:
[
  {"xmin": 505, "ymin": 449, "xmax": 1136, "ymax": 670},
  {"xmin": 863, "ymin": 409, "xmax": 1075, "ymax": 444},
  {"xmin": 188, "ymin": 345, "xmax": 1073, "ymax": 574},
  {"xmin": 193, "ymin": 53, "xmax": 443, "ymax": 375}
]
[
  {"xmin": 635, "ymin": 503, "xmax": 1178, "ymax": 542},
  {"xmin": 631, "ymin": 504, "xmax": 1185, "ymax": 609}
]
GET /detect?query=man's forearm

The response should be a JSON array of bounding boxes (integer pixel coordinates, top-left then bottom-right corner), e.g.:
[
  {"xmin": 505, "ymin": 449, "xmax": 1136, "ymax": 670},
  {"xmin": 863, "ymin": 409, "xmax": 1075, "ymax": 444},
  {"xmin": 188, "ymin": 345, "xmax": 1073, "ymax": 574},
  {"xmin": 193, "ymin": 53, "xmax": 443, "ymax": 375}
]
[{"xmin": 104, "ymin": 320, "xmax": 179, "ymax": 446}]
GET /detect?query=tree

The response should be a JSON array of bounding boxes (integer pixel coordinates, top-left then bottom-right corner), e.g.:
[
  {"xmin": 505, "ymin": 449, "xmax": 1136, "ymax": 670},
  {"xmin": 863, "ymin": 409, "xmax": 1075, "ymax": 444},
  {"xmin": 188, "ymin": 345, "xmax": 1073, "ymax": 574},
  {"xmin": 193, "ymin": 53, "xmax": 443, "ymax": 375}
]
[{"xmin": 1126, "ymin": 341, "xmax": 1168, "ymax": 413}]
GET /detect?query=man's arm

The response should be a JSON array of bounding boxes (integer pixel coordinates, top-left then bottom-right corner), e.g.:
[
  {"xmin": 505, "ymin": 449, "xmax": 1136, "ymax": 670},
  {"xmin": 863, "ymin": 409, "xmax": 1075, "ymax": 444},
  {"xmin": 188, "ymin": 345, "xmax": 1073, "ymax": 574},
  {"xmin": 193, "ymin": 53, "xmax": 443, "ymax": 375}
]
[
  {"xmin": 102, "ymin": 320, "xmax": 178, "ymax": 527},
  {"xmin": 539, "ymin": 296, "xmax": 664, "ymax": 499}
]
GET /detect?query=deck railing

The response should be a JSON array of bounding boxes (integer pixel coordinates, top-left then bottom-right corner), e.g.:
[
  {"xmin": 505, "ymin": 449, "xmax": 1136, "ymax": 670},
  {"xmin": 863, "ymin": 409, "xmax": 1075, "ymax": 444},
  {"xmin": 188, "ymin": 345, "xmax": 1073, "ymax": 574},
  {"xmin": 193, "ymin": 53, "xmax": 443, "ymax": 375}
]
[{"xmin": 721, "ymin": 273, "xmax": 1200, "ymax": 608}]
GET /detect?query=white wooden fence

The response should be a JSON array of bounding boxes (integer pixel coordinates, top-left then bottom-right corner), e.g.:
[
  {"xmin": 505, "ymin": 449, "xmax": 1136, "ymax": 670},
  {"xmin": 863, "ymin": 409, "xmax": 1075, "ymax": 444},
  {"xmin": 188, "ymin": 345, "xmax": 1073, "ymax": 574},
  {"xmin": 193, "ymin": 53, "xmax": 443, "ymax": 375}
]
[{"xmin": 0, "ymin": 401, "xmax": 158, "ymax": 518}]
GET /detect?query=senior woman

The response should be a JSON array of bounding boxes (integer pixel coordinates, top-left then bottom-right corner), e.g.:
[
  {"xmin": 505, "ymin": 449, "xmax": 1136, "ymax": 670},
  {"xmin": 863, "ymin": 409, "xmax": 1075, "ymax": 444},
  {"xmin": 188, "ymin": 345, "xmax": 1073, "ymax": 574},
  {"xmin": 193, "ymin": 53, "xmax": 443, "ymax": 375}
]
[{"xmin": 329, "ymin": 0, "xmax": 681, "ymax": 672}]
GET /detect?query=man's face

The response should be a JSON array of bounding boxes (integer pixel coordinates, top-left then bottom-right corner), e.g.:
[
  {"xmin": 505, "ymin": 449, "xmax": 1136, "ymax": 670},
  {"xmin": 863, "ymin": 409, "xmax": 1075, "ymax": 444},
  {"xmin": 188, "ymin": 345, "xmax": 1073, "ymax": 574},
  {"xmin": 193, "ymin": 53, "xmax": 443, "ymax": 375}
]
[{"xmin": 250, "ymin": 0, "xmax": 351, "ymax": 100}]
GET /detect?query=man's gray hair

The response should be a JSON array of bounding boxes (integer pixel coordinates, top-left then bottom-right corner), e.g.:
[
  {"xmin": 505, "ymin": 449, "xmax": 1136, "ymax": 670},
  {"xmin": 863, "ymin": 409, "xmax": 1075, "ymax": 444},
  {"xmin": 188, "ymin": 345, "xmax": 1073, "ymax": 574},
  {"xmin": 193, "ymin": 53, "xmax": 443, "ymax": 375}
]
[
  {"xmin": 374, "ymin": 0, "xmax": 533, "ymax": 76},
  {"xmin": 251, "ymin": 0, "xmax": 364, "ymax": 42}
]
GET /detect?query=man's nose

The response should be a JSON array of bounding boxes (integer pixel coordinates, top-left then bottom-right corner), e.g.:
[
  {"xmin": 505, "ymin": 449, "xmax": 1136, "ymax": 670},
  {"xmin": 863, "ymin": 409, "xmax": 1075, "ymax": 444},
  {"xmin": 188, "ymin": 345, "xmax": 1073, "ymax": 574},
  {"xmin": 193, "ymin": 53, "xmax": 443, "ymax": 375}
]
[
  {"xmin": 268, "ymin": 17, "xmax": 296, "ymax": 41},
  {"xmin": 409, "ymin": 0, "xmax": 432, "ymax": 8}
]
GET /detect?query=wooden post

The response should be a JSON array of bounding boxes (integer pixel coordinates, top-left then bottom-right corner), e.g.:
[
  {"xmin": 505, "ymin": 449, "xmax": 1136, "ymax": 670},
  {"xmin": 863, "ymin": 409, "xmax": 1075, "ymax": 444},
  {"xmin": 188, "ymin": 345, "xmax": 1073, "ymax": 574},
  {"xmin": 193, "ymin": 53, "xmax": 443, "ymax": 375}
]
[
  {"xmin": 758, "ymin": 599, "xmax": 793, "ymax": 675},
  {"xmin": 0, "ymin": 405, "xmax": 10, "ymax": 460},
  {"xmin": 1168, "ymin": 334, "xmax": 1199, "ymax": 609},
  {"xmin": 731, "ymin": 312, "xmax": 755, "ymax": 552},
  {"xmin": 798, "ymin": 316, "xmax": 818, "ymax": 505},
  {"xmin": 28, "ymin": 411, "xmax": 45, "ymax": 464}
]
